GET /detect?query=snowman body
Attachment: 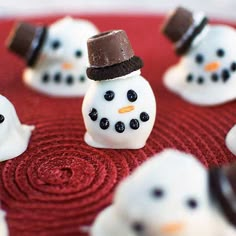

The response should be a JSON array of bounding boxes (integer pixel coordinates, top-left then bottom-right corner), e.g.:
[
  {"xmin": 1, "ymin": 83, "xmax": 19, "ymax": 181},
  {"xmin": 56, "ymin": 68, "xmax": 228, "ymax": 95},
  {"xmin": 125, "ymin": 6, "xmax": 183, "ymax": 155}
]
[
  {"xmin": 24, "ymin": 17, "xmax": 98, "ymax": 97},
  {"xmin": 164, "ymin": 25, "xmax": 236, "ymax": 106},
  {"xmin": 0, "ymin": 210, "xmax": 8, "ymax": 236},
  {"xmin": 82, "ymin": 70, "xmax": 156, "ymax": 149},
  {"xmin": 0, "ymin": 95, "xmax": 34, "ymax": 161},
  {"xmin": 91, "ymin": 149, "xmax": 236, "ymax": 236}
]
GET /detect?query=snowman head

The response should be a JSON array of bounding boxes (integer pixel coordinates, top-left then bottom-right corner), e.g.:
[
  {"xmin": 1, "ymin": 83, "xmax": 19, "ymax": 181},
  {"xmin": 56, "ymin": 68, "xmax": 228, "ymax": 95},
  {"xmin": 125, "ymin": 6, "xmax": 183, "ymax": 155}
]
[
  {"xmin": 113, "ymin": 149, "xmax": 223, "ymax": 236},
  {"xmin": 0, "ymin": 95, "xmax": 22, "ymax": 143},
  {"xmin": 38, "ymin": 17, "xmax": 98, "ymax": 68},
  {"xmin": 163, "ymin": 7, "xmax": 236, "ymax": 105},
  {"xmin": 181, "ymin": 26, "xmax": 236, "ymax": 85}
]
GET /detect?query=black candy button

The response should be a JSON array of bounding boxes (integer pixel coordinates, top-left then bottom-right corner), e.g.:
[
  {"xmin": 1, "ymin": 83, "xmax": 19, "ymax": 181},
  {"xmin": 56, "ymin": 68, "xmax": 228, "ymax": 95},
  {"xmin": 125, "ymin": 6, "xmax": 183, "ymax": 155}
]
[
  {"xmin": 115, "ymin": 121, "xmax": 125, "ymax": 133},
  {"xmin": 211, "ymin": 73, "xmax": 219, "ymax": 82},
  {"xmin": 186, "ymin": 74, "xmax": 193, "ymax": 82},
  {"xmin": 127, "ymin": 90, "xmax": 137, "ymax": 102},
  {"xmin": 222, "ymin": 69, "xmax": 230, "ymax": 82},
  {"xmin": 42, "ymin": 73, "xmax": 50, "ymax": 83},
  {"xmin": 79, "ymin": 75, "xmax": 86, "ymax": 82},
  {"xmin": 130, "ymin": 119, "xmax": 139, "ymax": 130},
  {"xmin": 88, "ymin": 108, "xmax": 98, "ymax": 121},
  {"xmin": 66, "ymin": 75, "xmax": 74, "ymax": 85},
  {"xmin": 231, "ymin": 62, "xmax": 236, "ymax": 71},
  {"xmin": 54, "ymin": 73, "xmax": 61, "ymax": 83},
  {"xmin": 100, "ymin": 118, "xmax": 109, "ymax": 130},
  {"xmin": 140, "ymin": 112, "xmax": 149, "ymax": 122},
  {"xmin": 197, "ymin": 77, "xmax": 204, "ymax": 84},
  {"xmin": 104, "ymin": 90, "xmax": 115, "ymax": 101},
  {"xmin": 0, "ymin": 114, "xmax": 4, "ymax": 123}
]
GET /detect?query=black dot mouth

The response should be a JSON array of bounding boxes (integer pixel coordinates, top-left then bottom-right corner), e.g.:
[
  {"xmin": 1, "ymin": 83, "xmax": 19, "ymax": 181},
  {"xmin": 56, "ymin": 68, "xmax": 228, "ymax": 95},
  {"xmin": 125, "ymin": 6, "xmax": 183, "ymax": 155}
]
[
  {"xmin": 88, "ymin": 109, "xmax": 150, "ymax": 133},
  {"xmin": 41, "ymin": 72, "xmax": 87, "ymax": 85},
  {"xmin": 186, "ymin": 61, "xmax": 236, "ymax": 85}
]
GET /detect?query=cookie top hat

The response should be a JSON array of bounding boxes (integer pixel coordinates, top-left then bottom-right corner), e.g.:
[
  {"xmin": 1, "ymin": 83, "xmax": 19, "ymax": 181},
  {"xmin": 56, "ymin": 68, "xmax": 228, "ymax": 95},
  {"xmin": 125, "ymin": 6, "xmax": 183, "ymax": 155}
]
[
  {"xmin": 209, "ymin": 163, "xmax": 236, "ymax": 226},
  {"xmin": 7, "ymin": 22, "xmax": 48, "ymax": 67},
  {"xmin": 162, "ymin": 7, "xmax": 208, "ymax": 55},
  {"xmin": 86, "ymin": 30, "xmax": 143, "ymax": 81}
]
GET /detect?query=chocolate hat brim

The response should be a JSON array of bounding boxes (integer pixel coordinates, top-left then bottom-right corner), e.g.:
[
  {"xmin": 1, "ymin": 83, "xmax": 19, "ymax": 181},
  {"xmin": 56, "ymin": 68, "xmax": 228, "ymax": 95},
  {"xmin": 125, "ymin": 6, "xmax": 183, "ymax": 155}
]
[
  {"xmin": 27, "ymin": 27, "xmax": 48, "ymax": 67},
  {"xmin": 209, "ymin": 167, "xmax": 236, "ymax": 226},
  {"xmin": 7, "ymin": 24, "xmax": 48, "ymax": 67},
  {"xmin": 87, "ymin": 56, "xmax": 143, "ymax": 81},
  {"xmin": 176, "ymin": 17, "xmax": 208, "ymax": 55}
]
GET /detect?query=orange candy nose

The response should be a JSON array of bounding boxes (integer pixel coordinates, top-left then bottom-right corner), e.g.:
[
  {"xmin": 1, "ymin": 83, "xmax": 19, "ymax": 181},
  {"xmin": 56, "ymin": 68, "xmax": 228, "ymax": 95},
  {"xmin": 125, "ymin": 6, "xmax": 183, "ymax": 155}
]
[
  {"xmin": 62, "ymin": 63, "xmax": 74, "ymax": 70},
  {"xmin": 204, "ymin": 62, "xmax": 220, "ymax": 72},
  {"xmin": 160, "ymin": 223, "xmax": 184, "ymax": 234},
  {"xmin": 118, "ymin": 105, "xmax": 134, "ymax": 113}
]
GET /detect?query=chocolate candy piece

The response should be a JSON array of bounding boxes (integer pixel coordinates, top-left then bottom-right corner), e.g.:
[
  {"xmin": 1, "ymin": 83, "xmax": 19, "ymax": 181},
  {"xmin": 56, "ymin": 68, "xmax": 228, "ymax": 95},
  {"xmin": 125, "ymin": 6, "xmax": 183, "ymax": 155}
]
[
  {"xmin": 7, "ymin": 22, "xmax": 47, "ymax": 67},
  {"xmin": 86, "ymin": 30, "xmax": 143, "ymax": 81},
  {"xmin": 209, "ymin": 163, "xmax": 236, "ymax": 226},
  {"xmin": 161, "ymin": 6, "xmax": 208, "ymax": 55},
  {"xmin": 162, "ymin": 7, "xmax": 194, "ymax": 43},
  {"xmin": 88, "ymin": 30, "xmax": 134, "ymax": 68}
]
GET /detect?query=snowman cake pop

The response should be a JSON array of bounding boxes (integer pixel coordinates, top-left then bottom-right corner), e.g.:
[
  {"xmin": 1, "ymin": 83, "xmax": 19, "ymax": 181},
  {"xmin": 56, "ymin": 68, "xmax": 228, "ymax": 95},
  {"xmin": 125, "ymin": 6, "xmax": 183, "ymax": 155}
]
[
  {"xmin": 162, "ymin": 7, "xmax": 236, "ymax": 106},
  {"xmin": 209, "ymin": 162, "xmax": 236, "ymax": 228},
  {"xmin": 0, "ymin": 209, "xmax": 8, "ymax": 236},
  {"xmin": 91, "ymin": 149, "xmax": 236, "ymax": 236},
  {"xmin": 7, "ymin": 17, "xmax": 99, "ymax": 97},
  {"xmin": 225, "ymin": 125, "xmax": 236, "ymax": 155},
  {"xmin": 0, "ymin": 95, "xmax": 34, "ymax": 161},
  {"xmin": 82, "ymin": 30, "xmax": 156, "ymax": 149}
]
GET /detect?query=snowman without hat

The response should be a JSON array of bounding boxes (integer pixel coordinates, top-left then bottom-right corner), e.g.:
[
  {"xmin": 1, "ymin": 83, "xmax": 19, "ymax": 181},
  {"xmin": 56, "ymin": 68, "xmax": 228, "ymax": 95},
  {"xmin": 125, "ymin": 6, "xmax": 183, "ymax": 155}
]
[
  {"xmin": 0, "ymin": 208, "xmax": 8, "ymax": 236},
  {"xmin": 7, "ymin": 17, "xmax": 99, "ymax": 97},
  {"xmin": 225, "ymin": 125, "xmax": 236, "ymax": 156},
  {"xmin": 82, "ymin": 30, "xmax": 156, "ymax": 149},
  {"xmin": 0, "ymin": 95, "xmax": 34, "ymax": 162},
  {"xmin": 162, "ymin": 7, "xmax": 236, "ymax": 106},
  {"xmin": 91, "ymin": 149, "xmax": 236, "ymax": 236}
]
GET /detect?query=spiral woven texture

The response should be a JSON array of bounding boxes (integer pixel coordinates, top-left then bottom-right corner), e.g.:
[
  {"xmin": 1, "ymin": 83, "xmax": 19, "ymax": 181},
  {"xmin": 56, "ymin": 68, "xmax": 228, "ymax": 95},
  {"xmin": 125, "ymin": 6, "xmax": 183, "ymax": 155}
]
[{"xmin": 0, "ymin": 15, "xmax": 236, "ymax": 236}]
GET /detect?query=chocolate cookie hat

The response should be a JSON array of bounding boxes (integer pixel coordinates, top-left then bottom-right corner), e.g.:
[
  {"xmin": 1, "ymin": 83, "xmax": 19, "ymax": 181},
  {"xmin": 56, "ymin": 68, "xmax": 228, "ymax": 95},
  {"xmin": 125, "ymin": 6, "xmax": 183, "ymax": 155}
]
[
  {"xmin": 7, "ymin": 22, "xmax": 48, "ymax": 67},
  {"xmin": 209, "ymin": 163, "xmax": 236, "ymax": 226},
  {"xmin": 86, "ymin": 30, "xmax": 143, "ymax": 81},
  {"xmin": 162, "ymin": 7, "xmax": 208, "ymax": 55}
]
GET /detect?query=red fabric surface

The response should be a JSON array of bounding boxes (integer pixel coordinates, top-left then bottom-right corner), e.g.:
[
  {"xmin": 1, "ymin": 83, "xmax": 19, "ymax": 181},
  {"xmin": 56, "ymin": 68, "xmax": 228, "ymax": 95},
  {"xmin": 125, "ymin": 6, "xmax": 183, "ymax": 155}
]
[{"xmin": 0, "ymin": 15, "xmax": 236, "ymax": 236}]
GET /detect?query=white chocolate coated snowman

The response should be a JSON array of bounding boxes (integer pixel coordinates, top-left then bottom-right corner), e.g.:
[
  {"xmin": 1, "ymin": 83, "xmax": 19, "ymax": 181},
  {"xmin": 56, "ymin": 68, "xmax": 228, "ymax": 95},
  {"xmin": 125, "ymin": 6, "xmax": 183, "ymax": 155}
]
[
  {"xmin": 91, "ymin": 149, "xmax": 236, "ymax": 236},
  {"xmin": 0, "ymin": 209, "xmax": 8, "ymax": 236},
  {"xmin": 163, "ymin": 7, "xmax": 236, "ymax": 106},
  {"xmin": 82, "ymin": 30, "xmax": 156, "ymax": 149},
  {"xmin": 8, "ymin": 17, "xmax": 99, "ymax": 97},
  {"xmin": 226, "ymin": 124, "xmax": 236, "ymax": 155},
  {"xmin": 0, "ymin": 95, "xmax": 34, "ymax": 161}
]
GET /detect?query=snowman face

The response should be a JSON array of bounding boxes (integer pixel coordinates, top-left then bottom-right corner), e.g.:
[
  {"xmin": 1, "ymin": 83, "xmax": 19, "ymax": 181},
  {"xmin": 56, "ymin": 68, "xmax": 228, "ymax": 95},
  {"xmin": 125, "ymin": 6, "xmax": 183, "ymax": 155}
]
[
  {"xmin": 164, "ymin": 25, "xmax": 236, "ymax": 105},
  {"xmin": 0, "ymin": 95, "xmax": 17, "ymax": 143},
  {"xmin": 24, "ymin": 17, "xmax": 99, "ymax": 97},
  {"xmin": 0, "ymin": 95, "xmax": 34, "ymax": 162},
  {"xmin": 82, "ymin": 72, "xmax": 156, "ymax": 149},
  {"xmin": 114, "ymin": 150, "xmax": 221, "ymax": 236}
]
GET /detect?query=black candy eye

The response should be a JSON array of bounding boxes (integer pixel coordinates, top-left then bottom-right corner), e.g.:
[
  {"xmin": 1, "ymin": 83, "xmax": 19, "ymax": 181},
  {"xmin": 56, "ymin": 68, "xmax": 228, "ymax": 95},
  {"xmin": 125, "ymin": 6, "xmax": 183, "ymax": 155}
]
[
  {"xmin": 51, "ymin": 40, "xmax": 61, "ymax": 50},
  {"xmin": 0, "ymin": 114, "xmax": 4, "ymax": 123},
  {"xmin": 89, "ymin": 108, "xmax": 98, "ymax": 121},
  {"xmin": 75, "ymin": 50, "xmax": 83, "ymax": 58},
  {"xmin": 152, "ymin": 188, "xmax": 164, "ymax": 198},
  {"xmin": 216, "ymin": 48, "xmax": 225, "ymax": 57},
  {"xmin": 186, "ymin": 198, "xmax": 198, "ymax": 209},
  {"xmin": 195, "ymin": 54, "xmax": 204, "ymax": 64},
  {"xmin": 127, "ymin": 90, "xmax": 137, "ymax": 102},
  {"xmin": 104, "ymin": 90, "xmax": 115, "ymax": 101},
  {"xmin": 132, "ymin": 222, "xmax": 145, "ymax": 233}
]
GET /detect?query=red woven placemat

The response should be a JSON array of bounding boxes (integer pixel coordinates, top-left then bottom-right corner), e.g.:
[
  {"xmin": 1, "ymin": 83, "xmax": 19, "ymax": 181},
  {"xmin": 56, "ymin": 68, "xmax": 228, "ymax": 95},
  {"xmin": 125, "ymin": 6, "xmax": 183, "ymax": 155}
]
[{"xmin": 0, "ymin": 15, "xmax": 236, "ymax": 236}]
